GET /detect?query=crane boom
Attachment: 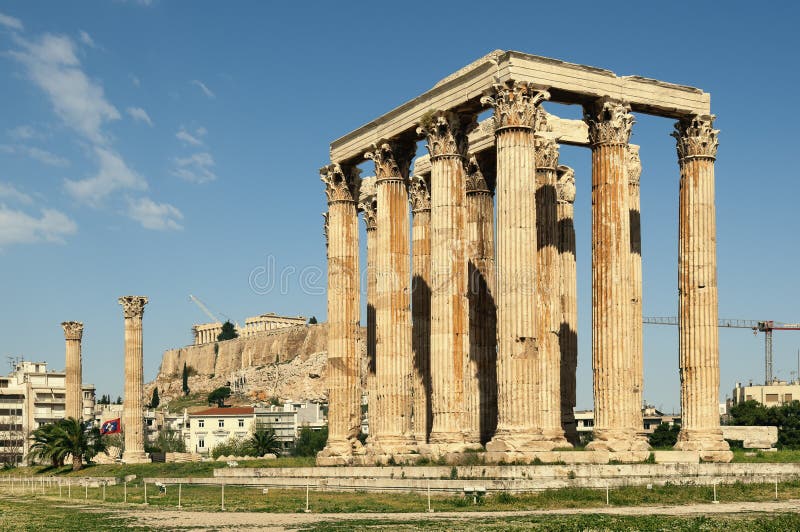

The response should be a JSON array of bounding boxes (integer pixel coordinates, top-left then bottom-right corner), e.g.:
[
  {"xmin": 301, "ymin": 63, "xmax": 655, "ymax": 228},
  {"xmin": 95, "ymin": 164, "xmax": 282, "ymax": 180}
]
[{"xmin": 189, "ymin": 294, "xmax": 220, "ymax": 323}]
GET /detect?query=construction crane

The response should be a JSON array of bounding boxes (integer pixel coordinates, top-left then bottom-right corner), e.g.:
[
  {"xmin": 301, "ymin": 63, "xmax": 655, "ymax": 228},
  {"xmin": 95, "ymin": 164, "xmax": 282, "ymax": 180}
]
[
  {"xmin": 188, "ymin": 294, "xmax": 241, "ymax": 328},
  {"xmin": 644, "ymin": 317, "xmax": 800, "ymax": 385}
]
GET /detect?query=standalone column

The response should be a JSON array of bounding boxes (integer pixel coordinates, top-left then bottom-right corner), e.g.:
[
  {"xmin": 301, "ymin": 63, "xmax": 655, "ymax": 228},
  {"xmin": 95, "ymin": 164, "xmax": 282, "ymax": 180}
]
[
  {"xmin": 673, "ymin": 115, "xmax": 732, "ymax": 462},
  {"xmin": 584, "ymin": 99, "xmax": 649, "ymax": 454},
  {"xmin": 534, "ymin": 136, "xmax": 569, "ymax": 447},
  {"xmin": 483, "ymin": 81, "xmax": 554, "ymax": 452},
  {"xmin": 556, "ymin": 166, "xmax": 579, "ymax": 445},
  {"xmin": 409, "ymin": 175, "xmax": 432, "ymax": 443},
  {"xmin": 417, "ymin": 111, "xmax": 477, "ymax": 451},
  {"xmin": 465, "ymin": 156, "xmax": 497, "ymax": 444},
  {"xmin": 119, "ymin": 295, "xmax": 149, "ymax": 464},
  {"xmin": 358, "ymin": 181, "xmax": 379, "ymax": 444},
  {"xmin": 318, "ymin": 163, "xmax": 362, "ymax": 464},
  {"xmin": 365, "ymin": 141, "xmax": 416, "ymax": 454},
  {"xmin": 62, "ymin": 321, "xmax": 84, "ymax": 421},
  {"xmin": 628, "ymin": 145, "xmax": 644, "ymax": 431}
]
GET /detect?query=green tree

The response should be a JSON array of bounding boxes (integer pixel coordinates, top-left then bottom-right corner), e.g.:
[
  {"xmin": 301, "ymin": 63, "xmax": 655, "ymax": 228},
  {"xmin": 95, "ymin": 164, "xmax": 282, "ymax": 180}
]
[
  {"xmin": 308, "ymin": 316, "xmax": 318, "ymax": 325},
  {"xmin": 728, "ymin": 400, "xmax": 770, "ymax": 426},
  {"xmin": 149, "ymin": 388, "xmax": 160, "ymax": 409},
  {"xmin": 291, "ymin": 426, "xmax": 327, "ymax": 457},
  {"xmin": 207, "ymin": 386, "xmax": 231, "ymax": 406},
  {"xmin": 182, "ymin": 362, "xmax": 190, "ymax": 396},
  {"xmin": 217, "ymin": 321, "xmax": 238, "ymax": 341},
  {"xmin": 28, "ymin": 418, "xmax": 105, "ymax": 471},
  {"xmin": 114, "ymin": 396, "xmax": 122, "ymax": 405},
  {"xmin": 248, "ymin": 424, "xmax": 282, "ymax": 457},
  {"xmin": 648, "ymin": 422, "xmax": 681, "ymax": 448},
  {"xmin": 154, "ymin": 428, "xmax": 186, "ymax": 453},
  {"xmin": 28, "ymin": 423, "xmax": 65, "ymax": 467}
]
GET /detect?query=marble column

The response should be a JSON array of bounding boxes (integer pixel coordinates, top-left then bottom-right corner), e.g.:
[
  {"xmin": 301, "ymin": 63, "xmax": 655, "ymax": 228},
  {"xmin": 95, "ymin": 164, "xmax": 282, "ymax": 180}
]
[
  {"xmin": 556, "ymin": 166, "xmax": 579, "ymax": 445},
  {"xmin": 62, "ymin": 321, "xmax": 84, "ymax": 421},
  {"xmin": 628, "ymin": 145, "xmax": 644, "ymax": 431},
  {"xmin": 358, "ymin": 181, "xmax": 378, "ymax": 445},
  {"xmin": 119, "ymin": 295, "xmax": 149, "ymax": 464},
  {"xmin": 672, "ymin": 115, "xmax": 732, "ymax": 462},
  {"xmin": 409, "ymin": 175, "xmax": 432, "ymax": 443},
  {"xmin": 482, "ymin": 81, "xmax": 554, "ymax": 452},
  {"xmin": 318, "ymin": 163, "xmax": 362, "ymax": 464},
  {"xmin": 365, "ymin": 141, "xmax": 416, "ymax": 453},
  {"xmin": 465, "ymin": 155, "xmax": 497, "ymax": 444},
  {"xmin": 417, "ymin": 111, "xmax": 476, "ymax": 450},
  {"xmin": 584, "ymin": 99, "xmax": 649, "ymax": 453},
  {"xmin": 534, "ymin": 136, "xmax": 569, "ymax": 447}
]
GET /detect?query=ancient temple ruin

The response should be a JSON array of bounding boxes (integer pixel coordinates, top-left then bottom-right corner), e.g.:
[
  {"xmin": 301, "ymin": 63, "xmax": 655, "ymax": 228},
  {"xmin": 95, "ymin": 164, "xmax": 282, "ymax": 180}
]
[{"xmin": 318, "ymin": 50, "xmax": 731, "ymax": 465}]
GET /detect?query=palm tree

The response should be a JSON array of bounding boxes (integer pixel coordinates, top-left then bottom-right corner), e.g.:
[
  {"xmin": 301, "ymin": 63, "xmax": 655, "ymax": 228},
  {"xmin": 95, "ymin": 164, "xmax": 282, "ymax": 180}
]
[
  {"xmin": 28, "ymin": 423, "xmax": 65, "ymax": 468},
  {"xmin": 28, "ymin": 418, "xmax": 105, "ymax": 471},
  {"xmin": 248, "ymin": 425, "xmax": 282, "ymax": 457}
]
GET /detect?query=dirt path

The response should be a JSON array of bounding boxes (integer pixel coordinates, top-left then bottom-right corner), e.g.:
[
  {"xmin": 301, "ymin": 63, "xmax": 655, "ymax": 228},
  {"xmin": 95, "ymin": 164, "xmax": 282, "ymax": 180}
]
[{"xmin": 116, "ymin": 499, "xmax": 800, "ymax": 530}]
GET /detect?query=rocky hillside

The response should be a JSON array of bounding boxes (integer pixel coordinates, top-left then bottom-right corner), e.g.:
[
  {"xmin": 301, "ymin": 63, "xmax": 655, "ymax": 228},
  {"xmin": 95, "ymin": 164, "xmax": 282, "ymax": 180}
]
[{"xmin": 148, "ymin": 323, "xmax": 367, "ymax": 408}]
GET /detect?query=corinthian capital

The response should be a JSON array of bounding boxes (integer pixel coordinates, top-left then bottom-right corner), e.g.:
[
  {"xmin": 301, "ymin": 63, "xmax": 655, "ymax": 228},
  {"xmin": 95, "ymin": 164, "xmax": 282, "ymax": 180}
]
[
  {"xmin": 408, "ymin": 175, "xmax": 431, "ymax": 213},
  {"xmin": 364, "ymin": 140, "xmax": 414, "ymax": 182},
  {"xmin": 118, "ymin": 296, "xmax": 148, "ymax": 319},
  {"xmin": 416, "ymin": 111, "xmax": 476, "ymax": 159},
  {"xmin": 465, "ymin": 155, "xmax": 490, "ymax": 194},
  {"xmin": 481, "ymin": 81, "xmax": 550, "ymax": 131},
  {"xmin": 535, "ymin": 136, "xmax": 560, "ymax": 170},
  {"xmin": 320, "ymin": 163, "xmax": 361, "ymax": 204},
  {"xmin": 584, "ymin": 98, "xmax": 634, "ymax": 146},
  {"xmin": 556, "ymin": 165, "xmax": 576, "ymax": 205},
  {"xmin": 627, "ymin": 144, "xmax": 642, "ymax": 186},
  {"xmin": 357, "ymin": 176, "xmax": 377, "ymax": 231},
  {"xmin": 61, "ymin": 321, "xmax": 84, "ymax": 340},
  {"xmin": 672, "ymin": 114, "xmax": 719, "ymax": 161}
]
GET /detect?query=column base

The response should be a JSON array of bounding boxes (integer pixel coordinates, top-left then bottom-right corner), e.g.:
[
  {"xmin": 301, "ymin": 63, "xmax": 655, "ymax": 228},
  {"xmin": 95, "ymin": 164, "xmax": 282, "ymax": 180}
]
[
  {"xmin": 586, "ymin": 429, "xmax": 650, "ymax": 452},
  {"xmin": 315, "ymin": 438, "xmax": 363, "ymax": 466},
  {"xmin": 121, "ymin": 451, "xmax": 151, "ymax": 464},
  {"xmin": 486, "ymin": 429, "xmax": 558, "ymax": 452},
  {"xmin": 674, "ymin": 428, "xmax": 733, "ymax": 462},
  {"xmin": 417, "ymin": 441, "xmax": 484, "ymax": 459},
  {"xmin": 542, "ymin": 428, "xmax": 573, "ymax": 449},
  {"xmin": 562, "ymin": 418, "xmax": 580, "ymax": 446},
  {"xmin": 364, "ymin": 436, "xmax": 418, "ymax": 457}
]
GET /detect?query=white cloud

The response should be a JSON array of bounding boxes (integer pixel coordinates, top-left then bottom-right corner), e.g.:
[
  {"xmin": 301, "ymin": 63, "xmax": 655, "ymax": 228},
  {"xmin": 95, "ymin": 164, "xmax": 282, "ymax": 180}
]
[
  {"xmin": 191, "ymin": 79, "xmax": 215, "ymax": 99},
  {"xmin": 64, "ymin": 146, "xmax": 147, "ymax": 205},
  {"xmin": 130, "ymin": 74, "xmax": 140, "ymax": 87},
  {"xmin": 172, "ymin": 152, "xmax": 217, "ymax": 183},
  {"xmin": 0, "ymin": 144, "xmax": 69, "ymax": 167},
  {"xmin": 0, "ymin": 12, "xmax": 23, "ymax": 31},
  {"xmin": 9, "ymin": 33, "xmax": 120, "ymax": 144},
  {"xmin": 7, "ymin": 125, "xmax": 36, "ymax": 140},
  {"xmin": 78, "ymin": 30, "xmax": 95, "ymax": 48},
  {"xmin": 126, "ymin": 106, "xmax": 153, "ymax": 126},
  {"xmin": 127, "ymin": 197, "xmax": 183, "ymax": 231},
  {"xmin": 175, "ymin": 126, "xmax": 204, "ymax": 146},
  {"xmin": 0, "ymin": 182, "xmax": 33, "ymax": 204},
  {"xmin": 0, "ymin": 205, "xmax": 77, "ymax": 246}
]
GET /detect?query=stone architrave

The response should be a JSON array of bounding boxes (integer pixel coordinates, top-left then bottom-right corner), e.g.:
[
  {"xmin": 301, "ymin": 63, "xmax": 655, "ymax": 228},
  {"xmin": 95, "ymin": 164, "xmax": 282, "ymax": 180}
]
[
  {"xmin": 627, "ymin": 145, "xmax": 644, "ymax": 431},
  {"xmin": 556, "ymin": 165, "xmax": 579, "ymax": 445},
  {"xmin": 365, "ymin": 141, "xmax": 416, "ymax": 454},
  {"xmin": 358, "ymin": 180, "xmax": 378, "ymax": 446},
  {"xmin": 318, "ymin": 163, "xmax": 363, "ymax": 464},
  {"xmin": 672, "ymin": 115, "xmax": 732, "ymax": 462},
  {"xmin": 482, "ymin": 81, "xmax": 555, "ymax": 452},
  {"xmin": 464, "ymin": 155, "xmax": 497, "ymax": 444},
  {"xmin": 61, "ymin": 321, "xmax": 84, "ymax": 421},
  {"xmin": 583, "ymin": 99, "xmax": 648, "ymax": 454},
  {"xmin": 119, "ymin": 295, "xmax": 150, "ymax": 464},
  {"xmin": 534, "ymin": 134, "xmax": 569, "ymax": 447},
  {"xmin": 409, "ymin": 175, "xmax": 432, "ymax": 443},
  {"xmin": 417, "ymin": 111, "xmax": 477, "ymax": 452}
]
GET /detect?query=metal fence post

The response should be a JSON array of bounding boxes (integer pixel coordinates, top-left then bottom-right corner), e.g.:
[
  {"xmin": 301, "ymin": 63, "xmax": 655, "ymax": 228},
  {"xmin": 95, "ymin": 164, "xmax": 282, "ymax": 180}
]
[
  {"xmin": 177, "ymin": 483, "xmax": 182, "ymax": 509},
  {"xmin": 221, "ymin": 483, "xmax": 225, "ymax": 511}
]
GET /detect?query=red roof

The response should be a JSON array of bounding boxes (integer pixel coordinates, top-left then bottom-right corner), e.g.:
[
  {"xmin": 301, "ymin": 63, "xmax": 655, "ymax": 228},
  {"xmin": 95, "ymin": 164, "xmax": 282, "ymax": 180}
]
[{"xmin": 191, "ymin": 407, "xmax": 254, "ymax": 416}]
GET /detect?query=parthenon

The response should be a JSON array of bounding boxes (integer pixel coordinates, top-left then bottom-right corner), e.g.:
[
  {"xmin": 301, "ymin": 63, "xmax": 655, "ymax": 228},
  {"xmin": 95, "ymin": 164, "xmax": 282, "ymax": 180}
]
[{"xmin": 318, "ymin": 50, "xmax": 732, "ymax": 465}]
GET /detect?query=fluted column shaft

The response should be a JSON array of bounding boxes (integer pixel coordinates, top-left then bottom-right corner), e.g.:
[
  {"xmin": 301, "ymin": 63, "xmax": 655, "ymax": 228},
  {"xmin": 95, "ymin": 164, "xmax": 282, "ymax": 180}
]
[
  {"xmin": 367, "ymin": 141, "xmax": 415, "ymax": 450},
  {"xmin": 119, "ymin": 296, "xmax": 148, "ymax": 463},
  {"xmin": 556, "ymin": 166, "xmax": 578, "ymax": 444},
  {"xmin": 319, "ymin": 164, "xmax": 361, "ymax": 462},
  {"xmin": 410, "ymin": 176, "xmax": 432, "ymax": 443},
  {"xmin": 673, "ymin": 115, "xmax": 731, "ymax": 461},
  {"xmin": 627, "ymin": 145, "xmax": 644, "ymax": 430},
  {"xmin": 535, "ymin": 137, "xmax": 568, "ymax": 446},
  {"xmin": 358, "ymin": 188, "xmax": 378, "ymax": 444},
  {"xmin": 62, "ymin": 321, "xmax": 84, "ymax": 421},
  {"xmin": 584, "ymin": 100, "xmax": 647, "ymax": 452},
  {"xmin": 465, "ymin": 158, "xmax": 497, "ymax": 444}
]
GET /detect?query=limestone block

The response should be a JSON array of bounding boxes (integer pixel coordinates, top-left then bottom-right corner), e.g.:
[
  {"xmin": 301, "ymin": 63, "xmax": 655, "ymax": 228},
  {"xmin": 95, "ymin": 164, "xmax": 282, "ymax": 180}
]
[
  {"xmin": 608, "ymin": 451, "xmax": 651, "ymax": 463},
  {"xmin": 721, "ymin": 426, "xmax": 778, "ymax": 449},
  {"xmin": 654, "ymin": 451, "xmax": 700, "ymax": 464}
]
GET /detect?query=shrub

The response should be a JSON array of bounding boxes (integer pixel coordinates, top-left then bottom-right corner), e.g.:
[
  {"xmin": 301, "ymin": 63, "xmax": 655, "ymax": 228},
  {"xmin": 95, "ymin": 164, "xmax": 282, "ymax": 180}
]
[{"xmin": 292, "ymin": 426, "xmax": 328, "ymax": 457}]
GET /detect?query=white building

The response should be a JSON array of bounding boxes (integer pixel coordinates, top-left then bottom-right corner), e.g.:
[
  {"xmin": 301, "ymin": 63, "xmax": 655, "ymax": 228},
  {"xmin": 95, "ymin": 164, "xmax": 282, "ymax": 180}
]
[
  {"xmin": 731, "ymin": 380, "xmax": 800, "ymax": 408},
  {"xmin": 187, "ymin": 406, "xmax": 255, "ymax": 455},
  {"xmin": 254, "ymin": 402, "xmax": 326, "ymax": 451}
]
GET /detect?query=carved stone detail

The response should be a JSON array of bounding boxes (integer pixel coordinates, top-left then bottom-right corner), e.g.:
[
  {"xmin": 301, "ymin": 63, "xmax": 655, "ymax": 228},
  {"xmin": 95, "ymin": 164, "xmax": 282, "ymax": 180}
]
[
  {"xmin": 481, "ymin": 81, "xmax": 549, "ymax": 131},
  {"xmin": 118, "ymin": 296, "xmax": 148, "ymax": 319},
  {"xmin": 627, "ymin": 144, "xmax": 642, "ymax": 186},
  {"xmin": 673, "ymin": 114, "xmax": 719, "ymax": 161},
  {"xmin": 417, "ymin": 111, "xmax": 475, "ymax": 159},
  {"xmin": 408, "ymin": 175, "xmax": 431, "ymax": 213},
  {"xmin": 320, "ymin": 163, "xmax": 361, "ymax": 204},
  {"xmin": 465, "ymin": 155, "xmax": 490, "ymax": 194},
  {"xmin": 556, "ymin": 165, "xmax": 576, "ymax": 204},
  {"xmin": 322, "ymin": 212, "xmax": 329, "ymax": 247},
  {"xmin": 535, "ymin": 136, "xmax": 559, "ymax": 170},
  {"xmin": 62, "ymin": 321, "xmax": 84, "ymax": 340},
  {"xmin": 585, "ymin": 99, "xmax": 635, "ymax": 146},
  {"xmin": 365, "ymin": 140, "xmax": 414, "ymax": 182}
]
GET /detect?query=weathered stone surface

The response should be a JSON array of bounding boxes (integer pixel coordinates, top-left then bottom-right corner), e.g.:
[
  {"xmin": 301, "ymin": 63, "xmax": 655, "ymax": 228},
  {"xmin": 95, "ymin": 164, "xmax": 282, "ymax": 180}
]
[
  {"xmin": 721, "ymin": 426, "xmax": 778, "ymax": 450},
  {"xmin": 61, "ymin": 321, "xmax": 84, "ymax": 421},
  {"xmin": 654, "ymin": 450, "xmax": 700, "ymax": 464},
  {"xmin": 409, "ymin": 175, "xmax": 431, "ymax": 443},
  {"xmin": 119, "ymin": 295, "xmax": 150, "ymax": 464}
]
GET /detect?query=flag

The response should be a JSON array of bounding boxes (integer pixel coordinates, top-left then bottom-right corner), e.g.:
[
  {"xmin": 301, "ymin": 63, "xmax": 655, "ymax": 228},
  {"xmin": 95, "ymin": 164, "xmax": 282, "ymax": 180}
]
[{"xmin": 101, "ymin": 418, "xmax": 121, "ymax": 435}]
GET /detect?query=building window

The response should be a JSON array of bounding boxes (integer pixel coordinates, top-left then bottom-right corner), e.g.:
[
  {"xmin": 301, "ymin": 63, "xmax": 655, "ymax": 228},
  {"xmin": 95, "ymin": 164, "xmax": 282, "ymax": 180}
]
[
  {"xmin": 785, "ymin": 394, "xmax": 793, "ymax": 402},
  {"xmin": 198, "ymin": 439, "xmax": 205, "ymax": 448},
  {"xmin": 746, "ymin": 395, "xmax": 753, "ymax": 401},
  {"xmin": 218, "ymin": 419, "xmax": 225, "ymax": 428},
  {"xmin": 198, "ymin": 419, "xmax": 205, "ymax": 428},
  {"xmin": 766, "ymin": 394, "xmax": 779, "ymax": 403},
  {"xmin": 238, "ymin": 419, "xmax": 244, "ymax": 428}
]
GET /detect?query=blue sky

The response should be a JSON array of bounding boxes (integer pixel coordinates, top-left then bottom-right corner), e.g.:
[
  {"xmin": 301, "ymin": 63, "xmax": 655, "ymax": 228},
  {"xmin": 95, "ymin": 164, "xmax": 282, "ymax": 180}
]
[{"xmin": 0, "ymin": 1, "xmax": 798, "ymax": 412}]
